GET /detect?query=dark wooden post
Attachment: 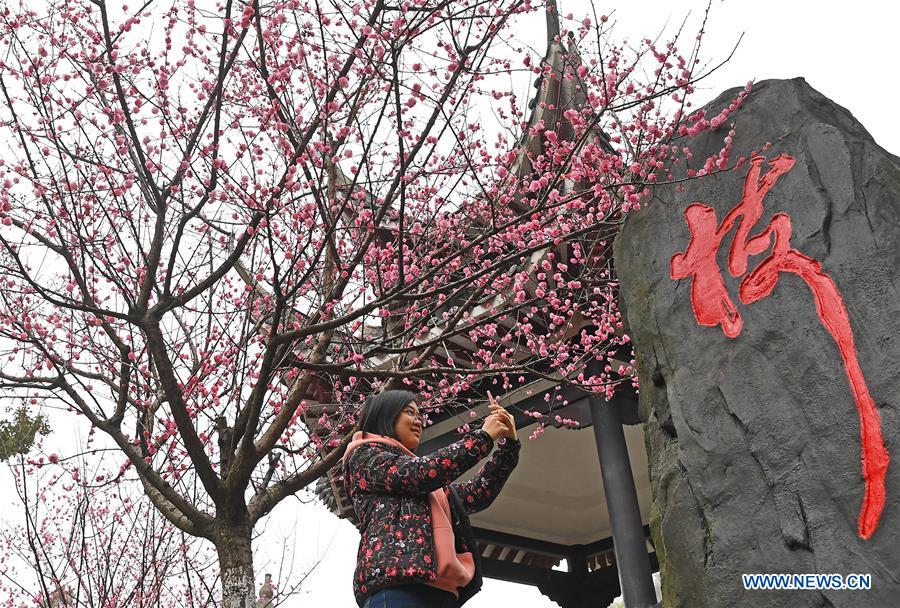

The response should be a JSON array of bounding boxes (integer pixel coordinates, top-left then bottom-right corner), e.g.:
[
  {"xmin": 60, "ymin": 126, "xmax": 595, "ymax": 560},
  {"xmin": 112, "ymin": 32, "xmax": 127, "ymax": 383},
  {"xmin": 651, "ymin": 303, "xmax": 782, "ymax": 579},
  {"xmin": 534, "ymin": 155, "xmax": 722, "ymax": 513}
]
[{"xmin": 588, "ymin": 364, "xmax": 657, "ymax": 607}]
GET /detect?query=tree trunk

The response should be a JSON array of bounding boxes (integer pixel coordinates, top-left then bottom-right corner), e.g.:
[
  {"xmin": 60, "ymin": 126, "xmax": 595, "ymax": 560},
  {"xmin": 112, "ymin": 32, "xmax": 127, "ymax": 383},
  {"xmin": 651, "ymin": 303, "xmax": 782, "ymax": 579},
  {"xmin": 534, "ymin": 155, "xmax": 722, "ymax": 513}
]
[{"xmin": 217, "ymin": 526, "xmax": 256, "ymax": 608}]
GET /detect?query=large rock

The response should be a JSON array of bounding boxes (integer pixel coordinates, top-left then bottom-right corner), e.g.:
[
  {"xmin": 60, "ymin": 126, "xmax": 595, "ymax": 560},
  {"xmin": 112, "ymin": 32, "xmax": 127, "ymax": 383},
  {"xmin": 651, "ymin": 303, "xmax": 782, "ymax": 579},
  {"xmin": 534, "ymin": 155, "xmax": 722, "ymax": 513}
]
[{"xmin": 615, "ymin": 78, "xmax": 900, "ymax": 607}]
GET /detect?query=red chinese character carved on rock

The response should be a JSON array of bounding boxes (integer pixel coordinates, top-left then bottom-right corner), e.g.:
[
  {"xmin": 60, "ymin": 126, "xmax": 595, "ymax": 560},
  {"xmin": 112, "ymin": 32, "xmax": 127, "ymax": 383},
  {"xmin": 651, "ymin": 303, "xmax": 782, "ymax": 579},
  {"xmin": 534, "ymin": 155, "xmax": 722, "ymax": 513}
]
[{"xmin": 670, "ymin": 154, "xmax": 888, "ymax": 539}]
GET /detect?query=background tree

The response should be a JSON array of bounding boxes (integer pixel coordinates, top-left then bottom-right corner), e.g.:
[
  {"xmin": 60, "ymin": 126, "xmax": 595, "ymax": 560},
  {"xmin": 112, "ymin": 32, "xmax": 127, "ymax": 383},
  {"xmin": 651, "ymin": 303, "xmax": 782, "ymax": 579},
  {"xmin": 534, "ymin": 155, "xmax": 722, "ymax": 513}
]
[
  {"xmin": 0, "ymin": 0, "xmax": 741, "ymax": 604},
  {"xmin": 0, "ymin": 450, "xmax": 218, "ymax": 607},
  {"xmin": 0, "ymin": 407, "xmax": 49, "ymax": 461}
]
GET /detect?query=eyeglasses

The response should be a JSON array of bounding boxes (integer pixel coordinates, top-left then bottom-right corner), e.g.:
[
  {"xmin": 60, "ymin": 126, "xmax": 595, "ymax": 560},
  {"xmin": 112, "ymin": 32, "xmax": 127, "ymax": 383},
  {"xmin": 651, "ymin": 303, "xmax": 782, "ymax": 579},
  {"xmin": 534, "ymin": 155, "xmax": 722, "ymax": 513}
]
[{"xmin": 402, "ymin": 407, "xmax": 422, "ymax": 422}]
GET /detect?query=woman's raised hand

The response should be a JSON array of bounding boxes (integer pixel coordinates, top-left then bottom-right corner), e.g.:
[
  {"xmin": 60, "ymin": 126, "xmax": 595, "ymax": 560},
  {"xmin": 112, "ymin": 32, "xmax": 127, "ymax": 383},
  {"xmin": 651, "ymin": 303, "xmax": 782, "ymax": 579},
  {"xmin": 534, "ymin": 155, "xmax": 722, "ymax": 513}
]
[
  {"xmin": 484, "ymin": 391, "xmax": 517, "ymax": 441},
  {"xmin": 481, "ymin": 412, "xmax": 509, "ymax": 441}
]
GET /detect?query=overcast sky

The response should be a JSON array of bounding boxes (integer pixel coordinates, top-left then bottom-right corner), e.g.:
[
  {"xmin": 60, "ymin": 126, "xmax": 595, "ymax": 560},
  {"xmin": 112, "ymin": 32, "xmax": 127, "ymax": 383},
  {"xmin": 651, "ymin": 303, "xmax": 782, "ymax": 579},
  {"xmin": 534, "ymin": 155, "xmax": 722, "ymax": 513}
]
[
  {"xmin": 2, "ymin": 1, "xmax": 897, "ymax": 607},
  {"xmin": 273, "ymin": 2, "xmax": 899, "ymax": 607}
]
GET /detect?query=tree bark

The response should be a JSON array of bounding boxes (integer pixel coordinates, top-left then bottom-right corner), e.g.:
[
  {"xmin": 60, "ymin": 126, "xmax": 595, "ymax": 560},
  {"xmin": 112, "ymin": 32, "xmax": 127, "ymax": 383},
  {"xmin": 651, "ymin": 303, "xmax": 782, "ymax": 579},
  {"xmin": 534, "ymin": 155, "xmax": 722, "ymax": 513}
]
[{"xmin": 217, "ymin": 526, "xmax": 256, "ymax": 608}]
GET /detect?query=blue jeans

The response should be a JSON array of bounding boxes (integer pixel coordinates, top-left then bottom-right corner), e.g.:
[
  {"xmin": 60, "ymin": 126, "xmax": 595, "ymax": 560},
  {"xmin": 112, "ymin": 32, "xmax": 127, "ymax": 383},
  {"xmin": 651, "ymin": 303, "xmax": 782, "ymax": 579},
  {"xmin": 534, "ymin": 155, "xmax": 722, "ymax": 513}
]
[{"xmin": 362, "ymin": 584, "xmax": 457, "ymax": 608}]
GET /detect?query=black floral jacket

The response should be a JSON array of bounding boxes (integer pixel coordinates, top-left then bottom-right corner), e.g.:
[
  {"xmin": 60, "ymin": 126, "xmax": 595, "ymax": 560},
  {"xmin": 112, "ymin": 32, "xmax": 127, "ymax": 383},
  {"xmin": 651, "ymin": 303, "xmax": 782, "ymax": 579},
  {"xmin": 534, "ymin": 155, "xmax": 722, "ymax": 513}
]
[{"xmin": 343, "ymin": 430, "xmax": 520, "ymax": 606}]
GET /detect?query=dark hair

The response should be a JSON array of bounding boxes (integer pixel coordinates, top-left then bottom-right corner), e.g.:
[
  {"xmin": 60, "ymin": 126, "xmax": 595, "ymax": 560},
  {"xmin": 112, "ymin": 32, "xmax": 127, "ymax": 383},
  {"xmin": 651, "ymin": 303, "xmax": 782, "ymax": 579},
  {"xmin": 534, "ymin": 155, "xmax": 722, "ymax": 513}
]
[{"xmin": 359, "ymin": 390, "xmax": 418, "ymax": 439}]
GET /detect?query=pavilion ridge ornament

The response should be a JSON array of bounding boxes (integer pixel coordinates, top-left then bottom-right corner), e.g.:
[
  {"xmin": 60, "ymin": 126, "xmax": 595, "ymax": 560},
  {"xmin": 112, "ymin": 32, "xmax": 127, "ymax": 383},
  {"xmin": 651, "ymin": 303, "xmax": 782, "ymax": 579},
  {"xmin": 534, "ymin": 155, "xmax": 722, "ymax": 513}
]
[{"xmin": 669, "ymin": 154, "xmax": 889, "ymax": 539}]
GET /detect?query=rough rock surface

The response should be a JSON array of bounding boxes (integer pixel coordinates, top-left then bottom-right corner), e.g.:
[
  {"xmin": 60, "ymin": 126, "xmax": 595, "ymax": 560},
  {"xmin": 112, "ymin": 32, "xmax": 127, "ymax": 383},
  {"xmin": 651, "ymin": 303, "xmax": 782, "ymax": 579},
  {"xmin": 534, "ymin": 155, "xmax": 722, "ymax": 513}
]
[{"xmin": 615, "ymin": 78, "xmax": 900, "ymax": 607}]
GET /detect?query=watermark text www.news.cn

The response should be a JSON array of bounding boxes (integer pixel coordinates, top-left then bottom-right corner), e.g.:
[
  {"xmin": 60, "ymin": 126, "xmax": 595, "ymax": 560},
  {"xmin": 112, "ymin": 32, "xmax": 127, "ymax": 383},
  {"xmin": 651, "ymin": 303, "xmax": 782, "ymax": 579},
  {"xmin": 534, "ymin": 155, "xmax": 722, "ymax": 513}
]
[{"xmin": 742, "ymin": 573, "xmax": 872, "ymax": 591}]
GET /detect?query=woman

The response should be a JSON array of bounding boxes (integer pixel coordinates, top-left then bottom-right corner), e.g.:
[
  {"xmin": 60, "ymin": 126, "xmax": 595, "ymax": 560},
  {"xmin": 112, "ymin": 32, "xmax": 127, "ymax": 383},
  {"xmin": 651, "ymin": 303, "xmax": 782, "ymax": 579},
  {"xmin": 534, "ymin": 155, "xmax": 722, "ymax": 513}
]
[{"xmin": 343, "ymin": 389, "xmax": 519, "ymax": 608}]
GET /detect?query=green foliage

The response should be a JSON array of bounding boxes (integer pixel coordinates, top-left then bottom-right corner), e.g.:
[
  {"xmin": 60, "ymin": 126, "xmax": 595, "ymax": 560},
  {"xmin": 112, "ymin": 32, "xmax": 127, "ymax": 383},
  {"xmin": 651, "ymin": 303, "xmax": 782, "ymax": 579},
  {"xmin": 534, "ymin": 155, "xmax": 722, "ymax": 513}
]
[{"xmin": 0, "ymin": 407, "xmax": 50, "ymax": 461}]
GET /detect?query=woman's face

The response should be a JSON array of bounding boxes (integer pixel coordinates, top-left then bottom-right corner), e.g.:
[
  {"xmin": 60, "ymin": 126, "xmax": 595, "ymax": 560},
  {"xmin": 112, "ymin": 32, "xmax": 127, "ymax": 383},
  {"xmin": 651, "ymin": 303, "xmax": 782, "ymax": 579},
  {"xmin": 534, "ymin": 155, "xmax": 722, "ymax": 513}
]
[{"xmin": 393, "ymin": 401, "xmax": 422, "ymax": 451}]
